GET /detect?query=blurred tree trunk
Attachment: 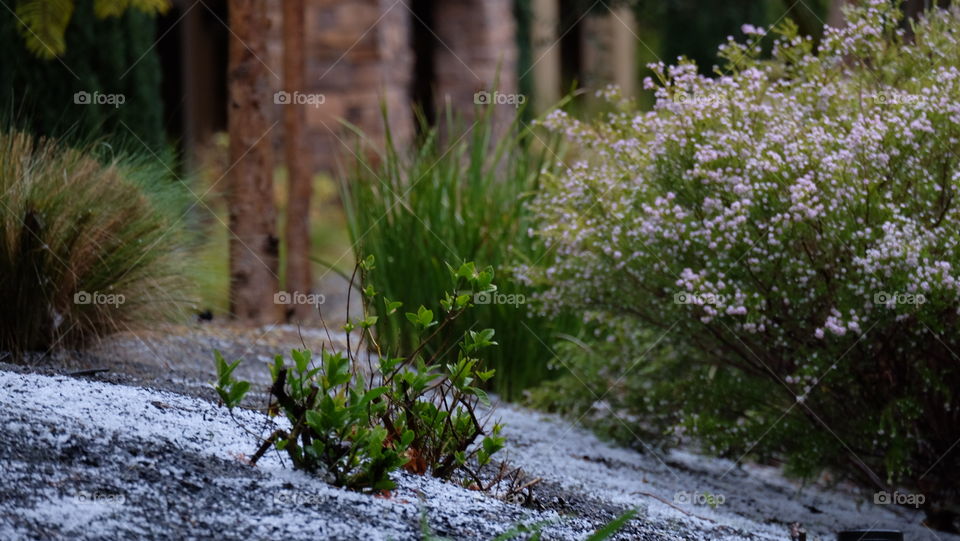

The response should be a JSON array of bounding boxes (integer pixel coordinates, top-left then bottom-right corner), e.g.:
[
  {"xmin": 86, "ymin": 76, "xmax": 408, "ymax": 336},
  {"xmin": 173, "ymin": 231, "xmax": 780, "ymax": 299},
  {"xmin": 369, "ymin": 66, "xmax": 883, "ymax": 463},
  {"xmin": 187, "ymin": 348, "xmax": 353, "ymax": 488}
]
[
  {"xmin": 227, "ymin": 0, "xmax": 280, "ymax": 325},
  {"xmin": 827, "ymin": 0, "xmax": 852, "ymax": 28},
  {"xmin": 904, "ymin": 0, "xmax": 924, "ymax": 19},
  {"xmin": 282, "ymin": 0, "xmax": 313, "ymax": 322},
  {"xmin": 530, "ymin": 0, "xmax": 561, "ymax": 114},
  {"xmin": 903, "ymin": 0, "xmax": 937, "ymax": 41},
  {"xmin": 781, "ymin": 0, "xmax": 827, "ymax": 41}
]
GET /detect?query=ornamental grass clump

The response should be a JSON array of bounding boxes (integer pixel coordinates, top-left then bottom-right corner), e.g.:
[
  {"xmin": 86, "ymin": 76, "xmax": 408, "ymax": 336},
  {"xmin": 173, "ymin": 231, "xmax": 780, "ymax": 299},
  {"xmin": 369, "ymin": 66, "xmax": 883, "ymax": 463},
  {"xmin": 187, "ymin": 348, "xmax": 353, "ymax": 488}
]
[
  {"xmin": 0, "ymin": 131, "xmax": 193, "ymax": 354},
  {"xmin": 523, "ymin": 1, "xmax": 960, "ymax": 527}
]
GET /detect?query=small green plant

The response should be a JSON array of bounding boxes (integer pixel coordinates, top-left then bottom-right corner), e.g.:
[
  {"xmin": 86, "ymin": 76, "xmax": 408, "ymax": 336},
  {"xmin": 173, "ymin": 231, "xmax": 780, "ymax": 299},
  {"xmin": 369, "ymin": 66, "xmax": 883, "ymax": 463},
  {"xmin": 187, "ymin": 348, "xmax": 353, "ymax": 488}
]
[
  {"xmin": 214, "ymin": 256, "xmax": 507, "ymax": 492},
  {"xmin": 212, "ymin": 351, "xmax": 251, "ymax": 410},
  {"xmin": 422, "ymin": 511, "xmax": 549, "ymax": 541},
  {"xmin": 584, "ymin": 509, "xmax": 638, "ymax": 541},
  {"xmin": 419, "ymin": 506, "xmax": 636, "ymax": 540},
  {"xmin": 254, "ymin": 348, "xmax": 412, "ymax": 491}
]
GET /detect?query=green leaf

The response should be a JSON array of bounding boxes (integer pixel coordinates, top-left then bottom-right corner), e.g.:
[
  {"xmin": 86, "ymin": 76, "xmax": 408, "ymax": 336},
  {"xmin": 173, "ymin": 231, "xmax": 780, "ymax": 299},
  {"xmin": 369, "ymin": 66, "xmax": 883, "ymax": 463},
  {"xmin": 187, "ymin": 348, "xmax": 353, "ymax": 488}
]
[
  {"xmin": 372, "ymin": 478, "xmax": 396, "ymax": 491},
  {"xmin": 456, "ymin": 261, "xmax": 476, "ymax": 280},
  {"xmin": 305, "ymin": 409, "xmax": 324, "ymax": 431},
  {"xmin": 475, "ymin": 266, "xmax": 495, "ymax": 290},
  {"xmin": 360, "ymin": 254, "xmax": 376, "ymax": 271},
  {"xmin": 367, "ymin": 426, "xmax": 387, "ymax": 454},
  {"xmin": 213, "ymin": 350, "xmax": 241, "ymax": 385},
  {"xmin": 378, "ymin": 357, "xmax": 402, "ymax": 374},
  {"xmin": 463, "ymin": 328, "xmax": 497, "ymax": 353},
  {"xmin": 212, "ymin": 350, "xmax": 249, "ymax": 409},
  {"xmin": 15, "ymin": 0, "xmax": 73, "ymax": 59},
  {"xmin": 418, "ymin": 306, "xmax": 434, "ymax": 327},
  {"xmin": 269, "ymin": 354, "xmax": 284, "ymax": 381},
  {"xmin": 585, "ymin": 509, "xmax": 637, "ymax": 541},
  {"xmin": 490, "ymin": 521, "xmax": 552, "ymax": 540},
  {"xmin": 470, "ymin": 387, "xmax": 491, "ymax": 407},
  {"xmin": 359, "ymin": 387, "xmax": 389, "ymax": 408},
  {"xmin": 127, "ymin": 0, "xmax": 171, "ymax": 16},
  {"xmin": 229, "ymin": 381, "xmax": 250, "ymax": 406},
  {"xmin": 477, "ymin": 369, "xmax": 496, "ymax": 382},
  {"xmin": 384, "ymin": 298, "xmax": 403, "ymax": 314},
  {"xmin": 291, "ymin": 349, "xmax": 311, "ymax": 374},
  {"xmin": 94, "ymin": 0, "xmax": 131, "ymax": 18},
  {"xmin": 407, "ymin": 306, "xmax": 436, "ymax": 329}
]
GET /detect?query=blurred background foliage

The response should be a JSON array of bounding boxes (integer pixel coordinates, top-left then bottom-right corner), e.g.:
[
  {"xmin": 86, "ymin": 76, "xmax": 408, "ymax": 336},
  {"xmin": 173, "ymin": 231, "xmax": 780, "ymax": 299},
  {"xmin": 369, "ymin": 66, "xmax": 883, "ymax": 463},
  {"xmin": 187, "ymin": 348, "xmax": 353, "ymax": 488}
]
[
  {"xmin": 514, "ymin": 0, "xmax": 829, "ymax": 106},
  {"xmin": 0, "ymin": 0, "xmax": 834, "ymax": 380},
  {"xmin": 0, "ymin": 1, "xmax": 167, "ymax": 152},
  {"xmin": 0, "ymin": 0, "xmax": 837, "ymax": 392},
  {"xmin": 0, "ymin": 0, "xmax": 831, "ymax": 153}
]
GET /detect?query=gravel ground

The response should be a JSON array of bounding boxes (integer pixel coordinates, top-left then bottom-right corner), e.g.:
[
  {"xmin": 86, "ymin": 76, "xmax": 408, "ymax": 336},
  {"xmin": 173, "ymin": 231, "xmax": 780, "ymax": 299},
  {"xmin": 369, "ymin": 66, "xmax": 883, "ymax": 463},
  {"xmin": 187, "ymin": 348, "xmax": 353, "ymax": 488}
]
[
  {"xmin": 13, "ymin": 323, "xmax": 352, "ymax": 400},
  {"xmin": 0, "ymin": 325, "xmax": 953, "ymax": 540}
]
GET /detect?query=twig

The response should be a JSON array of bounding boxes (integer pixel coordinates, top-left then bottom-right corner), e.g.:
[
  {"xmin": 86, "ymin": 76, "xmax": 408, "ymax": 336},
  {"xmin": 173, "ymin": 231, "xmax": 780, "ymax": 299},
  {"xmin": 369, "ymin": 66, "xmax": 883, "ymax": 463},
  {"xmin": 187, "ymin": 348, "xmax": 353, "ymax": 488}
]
[
  {"xmin": 345, "ymin": 264, "xmax": 359, "ymax": 360},
  {"xmin": 251, "ymin": 429, "xmax": 289, "ymax": 464},
  {"xmin": 296, "ymin": 323, "xmax": 308, "ymax": 351},
  {"xmin": 67, "ymin": 368, "xmax": 110, "ymax": 377},
  {"xmin": 632, "ymin": 491, "xmax": 723, "ymax": 525}
]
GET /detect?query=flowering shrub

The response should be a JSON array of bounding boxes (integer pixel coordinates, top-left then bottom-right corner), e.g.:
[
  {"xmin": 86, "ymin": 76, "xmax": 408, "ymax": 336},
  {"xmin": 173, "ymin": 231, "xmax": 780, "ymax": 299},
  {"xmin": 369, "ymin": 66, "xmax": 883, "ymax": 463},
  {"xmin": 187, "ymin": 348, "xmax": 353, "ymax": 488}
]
[{"xmin": 522, "ymin": 1, "xmax": 960, "ymax": 526}]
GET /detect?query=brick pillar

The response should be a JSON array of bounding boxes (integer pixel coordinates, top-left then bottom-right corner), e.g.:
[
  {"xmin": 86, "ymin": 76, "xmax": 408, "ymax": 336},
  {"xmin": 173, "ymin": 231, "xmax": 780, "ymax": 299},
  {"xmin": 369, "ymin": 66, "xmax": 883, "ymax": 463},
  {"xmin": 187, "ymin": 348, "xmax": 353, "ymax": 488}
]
[
  {"xmin": 432, "ymin": 0, "xmax": 518, "ymax": 129},
  {"xmin": 581, "ymin": 5, "xmax": 637, "ymax": 100},
  {"xmin": 530, "ymin": 0, "xmax": 561, "ymax": 114},
  {"xmin": 609, "ymin": 5, "xmax": 637, "ymax": 98},
  {"xmin": 301, "ymin": 0, "xmax": 414, "ymax": 175},
  {"xmin": 827, "ymin": 0, "xmax": 849, "ymax": 28}
]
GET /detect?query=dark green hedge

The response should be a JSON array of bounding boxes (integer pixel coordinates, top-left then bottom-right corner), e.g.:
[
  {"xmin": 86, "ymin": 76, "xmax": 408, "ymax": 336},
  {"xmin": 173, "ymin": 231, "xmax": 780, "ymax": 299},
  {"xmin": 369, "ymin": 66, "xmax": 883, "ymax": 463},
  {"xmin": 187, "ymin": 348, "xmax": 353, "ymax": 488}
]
[{"xmin": 0, "ymin": 1, "xmax": 165, "ymax": 151}]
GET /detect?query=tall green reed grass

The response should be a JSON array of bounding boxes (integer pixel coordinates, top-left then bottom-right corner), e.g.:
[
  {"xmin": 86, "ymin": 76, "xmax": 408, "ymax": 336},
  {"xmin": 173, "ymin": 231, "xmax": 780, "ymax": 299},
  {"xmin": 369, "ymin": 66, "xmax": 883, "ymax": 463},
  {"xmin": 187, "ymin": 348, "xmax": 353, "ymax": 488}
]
[{"xmin": 340, "ymin": 107, "xmax": 579, "ymax": 399}]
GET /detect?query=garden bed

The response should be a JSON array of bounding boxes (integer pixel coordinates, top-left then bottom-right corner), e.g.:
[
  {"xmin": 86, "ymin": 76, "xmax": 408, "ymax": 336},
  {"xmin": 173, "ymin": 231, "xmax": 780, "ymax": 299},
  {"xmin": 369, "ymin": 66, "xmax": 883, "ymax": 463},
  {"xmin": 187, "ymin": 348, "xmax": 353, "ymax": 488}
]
[{"xmin": 0, "ymin": 333, "xmax": 948, "ymax": 540}]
